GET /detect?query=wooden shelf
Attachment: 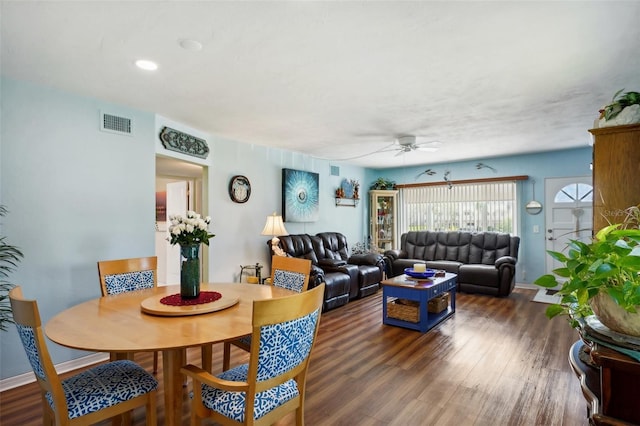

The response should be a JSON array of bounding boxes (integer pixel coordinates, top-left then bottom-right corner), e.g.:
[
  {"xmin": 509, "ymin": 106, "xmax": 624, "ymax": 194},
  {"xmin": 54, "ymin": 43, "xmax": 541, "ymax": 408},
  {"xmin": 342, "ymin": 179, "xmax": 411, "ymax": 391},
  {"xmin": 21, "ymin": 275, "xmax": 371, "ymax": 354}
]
[{"xmin": 335, "ymin": 197, "xmax": 359, "ymax": 207}]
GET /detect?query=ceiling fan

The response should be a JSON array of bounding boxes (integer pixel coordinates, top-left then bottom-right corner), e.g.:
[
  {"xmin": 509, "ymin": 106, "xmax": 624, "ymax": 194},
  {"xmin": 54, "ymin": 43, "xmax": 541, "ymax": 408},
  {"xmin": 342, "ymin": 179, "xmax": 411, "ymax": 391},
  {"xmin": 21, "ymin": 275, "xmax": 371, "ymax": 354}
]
[{"xmin": 379, "ymin": 135, "xmax": 441, "ymax": 157}]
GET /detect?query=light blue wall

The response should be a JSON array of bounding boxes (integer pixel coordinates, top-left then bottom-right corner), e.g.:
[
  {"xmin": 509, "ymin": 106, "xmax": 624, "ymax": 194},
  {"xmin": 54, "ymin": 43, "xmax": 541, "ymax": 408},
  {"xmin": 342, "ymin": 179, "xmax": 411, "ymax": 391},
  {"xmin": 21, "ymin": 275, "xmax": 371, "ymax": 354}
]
[
  {"xmin": 366, "ymin": 148, "xmax": 593, "ymax": 285},
  {"xmin": 0, "ymin": 78, "xmax": 367, "ymax": 379}
]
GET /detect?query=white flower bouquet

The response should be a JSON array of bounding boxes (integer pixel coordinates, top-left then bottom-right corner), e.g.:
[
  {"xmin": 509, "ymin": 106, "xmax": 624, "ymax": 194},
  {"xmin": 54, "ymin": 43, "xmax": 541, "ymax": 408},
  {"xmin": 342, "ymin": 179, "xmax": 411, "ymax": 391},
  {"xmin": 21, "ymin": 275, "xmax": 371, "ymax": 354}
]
[{"xmin": 167, "ymin": 211, "xmax": 215, "ymax": 246}]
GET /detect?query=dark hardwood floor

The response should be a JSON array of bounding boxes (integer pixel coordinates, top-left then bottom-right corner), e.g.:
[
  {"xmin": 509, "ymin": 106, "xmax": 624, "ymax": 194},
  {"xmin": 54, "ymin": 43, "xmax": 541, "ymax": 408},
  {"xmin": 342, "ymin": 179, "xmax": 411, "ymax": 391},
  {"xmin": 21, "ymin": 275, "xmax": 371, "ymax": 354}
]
[{"xmin": 0, "ymin": 288, "xmax": 587, "ymax": 425}]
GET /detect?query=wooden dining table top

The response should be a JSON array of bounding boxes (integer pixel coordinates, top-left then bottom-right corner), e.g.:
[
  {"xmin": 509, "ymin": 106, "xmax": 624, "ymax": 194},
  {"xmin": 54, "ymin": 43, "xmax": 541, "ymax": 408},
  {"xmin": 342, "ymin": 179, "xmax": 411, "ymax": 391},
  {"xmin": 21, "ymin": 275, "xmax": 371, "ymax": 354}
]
[{"xmin": 46, "ymin": 282, "xmax": 295, "ymax": 353}]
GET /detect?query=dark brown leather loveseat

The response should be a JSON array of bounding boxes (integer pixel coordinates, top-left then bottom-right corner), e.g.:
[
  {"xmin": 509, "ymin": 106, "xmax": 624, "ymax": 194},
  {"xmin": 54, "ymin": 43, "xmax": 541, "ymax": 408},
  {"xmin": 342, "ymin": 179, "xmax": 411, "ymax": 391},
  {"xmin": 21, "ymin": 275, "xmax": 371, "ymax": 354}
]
[
  {"xmin": 271, "ymin": 232, "xmax": 385, "ymax": 311},
  {"xmin": 384, "ymin": 231, "xmax": 520, "ymax": 297}
]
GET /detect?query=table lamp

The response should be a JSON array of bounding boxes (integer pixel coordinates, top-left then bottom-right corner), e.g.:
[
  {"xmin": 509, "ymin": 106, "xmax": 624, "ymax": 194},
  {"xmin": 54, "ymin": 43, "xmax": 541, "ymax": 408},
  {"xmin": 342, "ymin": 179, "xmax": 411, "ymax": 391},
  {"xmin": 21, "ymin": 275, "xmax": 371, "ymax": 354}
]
[{"xmin": 261, "ymin": 212, "xmax": 289, "ymax": 256}]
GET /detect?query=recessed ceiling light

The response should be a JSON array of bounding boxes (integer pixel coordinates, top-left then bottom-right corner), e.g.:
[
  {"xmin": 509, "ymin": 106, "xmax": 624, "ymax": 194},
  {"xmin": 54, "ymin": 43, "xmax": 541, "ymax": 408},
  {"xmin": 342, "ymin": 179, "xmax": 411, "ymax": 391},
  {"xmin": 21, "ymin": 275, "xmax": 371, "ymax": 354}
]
[
  {"xmin": 135, "ymin": 59, "xmax": 158, "ymax": 71},
  {"xmin": 179, "ymin": 39, "xmax": 203, "ymax": 51}
]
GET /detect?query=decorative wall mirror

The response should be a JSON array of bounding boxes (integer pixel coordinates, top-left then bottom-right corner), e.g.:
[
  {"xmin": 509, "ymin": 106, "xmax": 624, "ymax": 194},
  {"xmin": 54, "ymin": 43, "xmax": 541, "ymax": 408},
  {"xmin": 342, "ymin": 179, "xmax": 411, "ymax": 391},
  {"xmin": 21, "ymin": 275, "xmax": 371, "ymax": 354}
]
[{"xmin": 526, "ymin": 179, "xmax": 543, "ymax": 215}]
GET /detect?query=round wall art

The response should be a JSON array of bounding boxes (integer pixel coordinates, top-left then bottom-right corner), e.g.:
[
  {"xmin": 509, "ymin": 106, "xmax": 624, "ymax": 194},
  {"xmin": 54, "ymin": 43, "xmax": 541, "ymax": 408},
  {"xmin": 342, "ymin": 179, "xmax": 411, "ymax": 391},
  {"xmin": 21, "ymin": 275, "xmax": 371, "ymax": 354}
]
[{"xmin": 228, "ymin": 175, "xmax": 251, "ymax": 203}]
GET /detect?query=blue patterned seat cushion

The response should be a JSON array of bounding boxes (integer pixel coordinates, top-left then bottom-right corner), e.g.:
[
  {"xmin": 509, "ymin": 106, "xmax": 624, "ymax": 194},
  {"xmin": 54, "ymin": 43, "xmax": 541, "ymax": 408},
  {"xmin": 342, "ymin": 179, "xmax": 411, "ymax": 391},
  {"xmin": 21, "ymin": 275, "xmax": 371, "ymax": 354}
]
[
  {"xmin": 200, "ymin": 364, "xmax": 299, "ymax": 422},
  {"xmin": 45, "ymin": 360, "xmax": 158, "ymax": 419},
  {"xmin": 200, "ymin": 310, "xmax": 319, "ymax": 422},
  {"xmin": 104, "ymin": 270, "xmax": 155, "ymax": 294},
  {"xmin": 273, "ymin": 269, "xmax": 306, "ymax": 292}
]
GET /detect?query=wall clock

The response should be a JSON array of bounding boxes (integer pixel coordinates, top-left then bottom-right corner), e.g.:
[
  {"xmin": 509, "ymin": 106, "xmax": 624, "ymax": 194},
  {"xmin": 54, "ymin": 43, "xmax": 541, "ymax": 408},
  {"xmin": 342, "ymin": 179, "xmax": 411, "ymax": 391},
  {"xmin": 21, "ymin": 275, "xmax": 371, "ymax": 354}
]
[{"xmin": 229, "ymin": 175, "xmax": 251, "ymax": 203}]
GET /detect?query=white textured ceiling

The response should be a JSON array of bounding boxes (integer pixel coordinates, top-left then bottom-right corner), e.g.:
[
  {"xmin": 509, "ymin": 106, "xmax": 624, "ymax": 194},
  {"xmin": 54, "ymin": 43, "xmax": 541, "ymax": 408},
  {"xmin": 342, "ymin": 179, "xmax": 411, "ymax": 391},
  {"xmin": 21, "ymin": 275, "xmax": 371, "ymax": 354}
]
[{"xmin": 2, "ymin": 1, "xmax": 639, "ymax": 168}]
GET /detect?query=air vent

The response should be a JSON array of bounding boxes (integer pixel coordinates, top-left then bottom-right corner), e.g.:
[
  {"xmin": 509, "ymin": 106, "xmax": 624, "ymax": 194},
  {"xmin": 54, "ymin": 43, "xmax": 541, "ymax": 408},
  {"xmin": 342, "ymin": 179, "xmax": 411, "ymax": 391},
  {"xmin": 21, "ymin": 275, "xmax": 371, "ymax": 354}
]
[
  {"xmin": 330, "ymin": 165, "xmax": 340, "ymax": 176},
  {"xmin": 100, "ymin": 111, "xmax": 132, "ymax": 135}
]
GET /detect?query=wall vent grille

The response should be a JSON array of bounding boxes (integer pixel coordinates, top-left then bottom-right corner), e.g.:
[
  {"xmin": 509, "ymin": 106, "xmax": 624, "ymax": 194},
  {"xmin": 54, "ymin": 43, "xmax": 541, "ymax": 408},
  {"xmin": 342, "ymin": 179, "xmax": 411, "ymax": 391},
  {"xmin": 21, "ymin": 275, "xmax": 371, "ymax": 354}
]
[
  {"xmin": 330, "ymin": 165, "xmax": 340, "ymax": 176},
  {"xmin": 100, "ymin": 112, "xmax": 132, "ymax": 135}
]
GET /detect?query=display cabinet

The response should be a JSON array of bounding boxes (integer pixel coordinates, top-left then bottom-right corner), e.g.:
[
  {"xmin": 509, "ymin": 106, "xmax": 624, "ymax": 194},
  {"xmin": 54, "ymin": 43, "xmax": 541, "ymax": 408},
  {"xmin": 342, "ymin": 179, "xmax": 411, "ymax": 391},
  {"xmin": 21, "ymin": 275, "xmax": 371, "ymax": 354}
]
[{"xmin": 370, "ymin": 190, "xmax": 398, "ymax": 253}]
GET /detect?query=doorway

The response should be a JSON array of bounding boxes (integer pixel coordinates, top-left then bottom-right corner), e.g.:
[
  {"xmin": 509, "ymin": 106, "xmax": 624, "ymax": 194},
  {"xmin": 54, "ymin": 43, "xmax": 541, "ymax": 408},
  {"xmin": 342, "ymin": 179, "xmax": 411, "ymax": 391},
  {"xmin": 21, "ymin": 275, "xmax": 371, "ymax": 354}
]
[
  {"xmin": 544, "ymin": 176, "xmax": 593, "ymax": 284},
  {"xmin": 155, "ymin": 156, "xmax": 206, "ymax": 286}
]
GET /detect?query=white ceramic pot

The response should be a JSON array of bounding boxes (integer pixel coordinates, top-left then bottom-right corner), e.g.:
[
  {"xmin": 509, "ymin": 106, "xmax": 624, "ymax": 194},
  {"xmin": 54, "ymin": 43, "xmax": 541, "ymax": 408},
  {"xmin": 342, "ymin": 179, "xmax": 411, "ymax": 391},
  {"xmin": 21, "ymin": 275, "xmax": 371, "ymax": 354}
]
[{"xmin": 590, "ymin": 291, "xmax": 640, "ymax": 337}]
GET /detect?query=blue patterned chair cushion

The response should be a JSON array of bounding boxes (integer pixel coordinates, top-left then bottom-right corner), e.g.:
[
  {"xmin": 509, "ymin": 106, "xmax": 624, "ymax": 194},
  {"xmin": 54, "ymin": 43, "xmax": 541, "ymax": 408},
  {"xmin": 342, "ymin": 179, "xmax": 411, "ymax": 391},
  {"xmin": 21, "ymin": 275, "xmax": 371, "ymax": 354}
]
[
  {"xmin": 273, "ymin": 269, "xmax": 306, "ymax": 292},
  {"xmin": 45, "ymin": 360, "xmax": 158, "ymax": 420},
  {"xmin": 257, "ymin": 309, "xmax": 319, "ymax": 380},
  {"xmin": 198, "ymin": 309, "xmax": 319, "ymax": 422},
  {"xmin": 16, "ymin": 324, "xmax": 45, "ymax": 379},
  {"xmin": 201, "ymin": 364, "xmax": 299, "ymax": 422},
  {"xmin": 104, "ymin": 270, "xmax": 155, "ymax": 295}
]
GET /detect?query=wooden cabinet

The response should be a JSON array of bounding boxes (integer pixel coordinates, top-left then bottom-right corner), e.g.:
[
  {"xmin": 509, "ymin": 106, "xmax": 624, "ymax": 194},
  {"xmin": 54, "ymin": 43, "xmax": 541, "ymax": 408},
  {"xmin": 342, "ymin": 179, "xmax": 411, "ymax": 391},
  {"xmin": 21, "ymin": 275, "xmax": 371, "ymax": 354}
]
[
  {"xmin": 569, "ymin": 340, "xmax": 640, "ymax": 425},
  {"xmin": 589, "ymin": 124, "xmax": 640, "ymax": 232},
  {"xmin": 370, "ymin": 190, "xmax": 398, "ymax": 253}
]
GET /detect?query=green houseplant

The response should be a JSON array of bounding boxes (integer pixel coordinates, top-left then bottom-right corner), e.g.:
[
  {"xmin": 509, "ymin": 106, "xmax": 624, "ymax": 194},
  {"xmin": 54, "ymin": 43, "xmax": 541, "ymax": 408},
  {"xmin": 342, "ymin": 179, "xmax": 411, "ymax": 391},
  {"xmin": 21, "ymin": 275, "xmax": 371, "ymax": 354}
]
[
  {"xmin": 535, "ymin": 205, "xmax": 640, "ymax": 335},
  {"xmin": 0, "ymin": 205, "xmax": 24, "ymax": 331}
]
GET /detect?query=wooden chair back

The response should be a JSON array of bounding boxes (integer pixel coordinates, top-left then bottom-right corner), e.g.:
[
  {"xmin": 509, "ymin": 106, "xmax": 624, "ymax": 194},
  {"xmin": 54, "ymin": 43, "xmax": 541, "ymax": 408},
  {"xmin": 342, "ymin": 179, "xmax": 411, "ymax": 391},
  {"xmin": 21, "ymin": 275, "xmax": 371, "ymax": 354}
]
[
  {"xmin": 97, "ymin": 256, "xmax": 157, "ymax": 296},
  {"xmin": 270, "ymin": 256, "xmax": 311, "ymax": 293},
  {"xmin": 9, "ymin": 286, "xmax": 69, "ymax": 422},
  {"xmin": 184, "ymin": 283, "xmax": 325, "ymax": 425},
  {"xmin": 10, "ymin": 286, "xmax": 158, "ymax": 425}
]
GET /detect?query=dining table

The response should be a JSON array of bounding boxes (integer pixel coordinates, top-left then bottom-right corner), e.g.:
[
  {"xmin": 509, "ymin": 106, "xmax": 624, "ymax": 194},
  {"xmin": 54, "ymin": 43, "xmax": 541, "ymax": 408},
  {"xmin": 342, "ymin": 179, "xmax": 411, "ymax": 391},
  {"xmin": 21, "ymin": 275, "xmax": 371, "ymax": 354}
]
[{"xmin": 45, "ymin": 282, "xmax": 295, "ymax": 426}]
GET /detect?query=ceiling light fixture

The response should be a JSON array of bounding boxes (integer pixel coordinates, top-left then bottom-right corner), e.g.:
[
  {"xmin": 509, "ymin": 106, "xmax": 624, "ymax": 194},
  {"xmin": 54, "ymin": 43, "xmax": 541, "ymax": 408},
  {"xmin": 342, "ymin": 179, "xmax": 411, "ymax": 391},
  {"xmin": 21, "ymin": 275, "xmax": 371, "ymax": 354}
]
[{"xmin": 135, "ymin": 59, "xmax": 158, "ymax": 71}]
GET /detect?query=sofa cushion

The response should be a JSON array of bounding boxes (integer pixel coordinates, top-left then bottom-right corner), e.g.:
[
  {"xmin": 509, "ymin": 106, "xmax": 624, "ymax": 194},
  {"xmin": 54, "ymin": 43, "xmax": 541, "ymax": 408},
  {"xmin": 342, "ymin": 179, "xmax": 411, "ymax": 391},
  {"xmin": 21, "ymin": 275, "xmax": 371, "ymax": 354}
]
[
  {"xmin": 318, "ymin": 258, "xmax": 347, "ymax": 267},
  {"xmin": 468, "ymin": 232, "xmax": 514, "ymax": 265},
  {"xmin": 458, "ymin": 264, "xmax": 500, "ymax": 288}
]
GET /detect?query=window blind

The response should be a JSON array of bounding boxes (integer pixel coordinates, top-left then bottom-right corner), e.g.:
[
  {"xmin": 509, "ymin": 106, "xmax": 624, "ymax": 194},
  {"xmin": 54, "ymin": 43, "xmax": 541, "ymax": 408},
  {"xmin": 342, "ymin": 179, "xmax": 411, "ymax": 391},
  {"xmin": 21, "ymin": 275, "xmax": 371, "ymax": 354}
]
[{"xmin": 398, "ymin": 181, "xmax": 517, "ymax": 234}]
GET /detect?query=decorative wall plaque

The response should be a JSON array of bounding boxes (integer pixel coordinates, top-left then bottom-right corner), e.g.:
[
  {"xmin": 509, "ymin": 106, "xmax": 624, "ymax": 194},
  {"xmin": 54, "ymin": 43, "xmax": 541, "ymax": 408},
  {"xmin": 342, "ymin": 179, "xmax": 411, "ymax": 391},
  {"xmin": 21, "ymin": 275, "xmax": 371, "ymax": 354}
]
[{"xmin": 159, "ymin": 127, "xmax": 209, "ymax": 159}]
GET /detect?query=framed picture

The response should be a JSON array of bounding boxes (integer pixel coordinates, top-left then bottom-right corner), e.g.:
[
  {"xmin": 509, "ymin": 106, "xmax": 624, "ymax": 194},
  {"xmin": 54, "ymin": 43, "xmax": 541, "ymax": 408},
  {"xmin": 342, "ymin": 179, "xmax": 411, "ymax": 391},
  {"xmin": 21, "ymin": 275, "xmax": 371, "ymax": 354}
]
[{"xmin": 282, "ymin": 168, "xmax": 319, "ymax": 222}]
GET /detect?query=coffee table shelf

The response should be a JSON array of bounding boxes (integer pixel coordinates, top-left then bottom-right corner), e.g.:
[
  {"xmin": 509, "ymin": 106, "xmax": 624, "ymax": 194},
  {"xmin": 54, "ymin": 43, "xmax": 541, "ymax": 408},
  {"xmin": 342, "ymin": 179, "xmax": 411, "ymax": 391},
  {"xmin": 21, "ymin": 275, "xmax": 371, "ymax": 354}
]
[{"xmin": 381, "ymin": 273, "xmax": 457, "ymax": 333}]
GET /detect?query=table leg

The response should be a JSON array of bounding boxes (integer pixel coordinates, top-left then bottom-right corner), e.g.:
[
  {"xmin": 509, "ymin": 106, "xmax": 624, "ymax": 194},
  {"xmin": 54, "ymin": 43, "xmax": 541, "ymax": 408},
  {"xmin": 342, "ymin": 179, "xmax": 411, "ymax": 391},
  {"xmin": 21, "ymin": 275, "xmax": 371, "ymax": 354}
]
[{"xmin": 163, "ymin": 349, "xmax": 185, "ymax": 426}]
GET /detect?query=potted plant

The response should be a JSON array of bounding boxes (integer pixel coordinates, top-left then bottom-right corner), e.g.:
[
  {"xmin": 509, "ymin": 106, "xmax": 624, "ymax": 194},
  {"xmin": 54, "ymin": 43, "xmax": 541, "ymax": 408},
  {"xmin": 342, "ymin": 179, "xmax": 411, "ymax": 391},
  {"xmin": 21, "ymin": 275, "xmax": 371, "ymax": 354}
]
[
  {"xmin": 0, "ymin": 206, "xmax": 24, "ymax": 331},
  {"xmin": 535, "ymin": 205, "xmax": 640, "ymax": 336},
  {"xmin": 370, "ymin": 177, "xmax": 396, "ymax": 190},
  {"xmin": 598, "ymin": 89, "xmax": 640, "ymax": 127}
]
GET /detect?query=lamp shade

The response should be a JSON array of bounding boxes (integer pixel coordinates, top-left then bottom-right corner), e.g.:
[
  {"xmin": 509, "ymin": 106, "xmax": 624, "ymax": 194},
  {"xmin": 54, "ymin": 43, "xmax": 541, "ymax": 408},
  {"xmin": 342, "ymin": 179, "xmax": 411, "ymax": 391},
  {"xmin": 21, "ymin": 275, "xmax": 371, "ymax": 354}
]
[{"xmin": 261, "ymin": 213, "xmax": 288, "ymax": 237}]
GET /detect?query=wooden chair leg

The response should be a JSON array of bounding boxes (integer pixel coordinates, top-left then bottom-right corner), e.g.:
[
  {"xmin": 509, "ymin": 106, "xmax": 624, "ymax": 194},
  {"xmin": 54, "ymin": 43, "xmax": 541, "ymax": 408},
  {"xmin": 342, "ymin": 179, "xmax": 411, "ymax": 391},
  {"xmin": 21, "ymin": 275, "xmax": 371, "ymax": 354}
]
[
  {"xmin": 145, "ymin": 390, "xmax": 157, "ymax": 426},
  {"xmin": 152, "ymin": 352, "xmax": 158, "ymax": 374},
  {"xmin": 223, "ymin": 342, "xmax": 231, "ymax": 371}
]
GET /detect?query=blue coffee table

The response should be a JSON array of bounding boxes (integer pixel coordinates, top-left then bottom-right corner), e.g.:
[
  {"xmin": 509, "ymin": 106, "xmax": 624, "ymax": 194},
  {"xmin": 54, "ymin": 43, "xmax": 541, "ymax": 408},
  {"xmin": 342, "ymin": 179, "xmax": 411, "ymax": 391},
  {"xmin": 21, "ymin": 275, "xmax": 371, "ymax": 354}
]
[{"xmin": 381, "ymin": 272, "xmax": 457, "ymax": 333}]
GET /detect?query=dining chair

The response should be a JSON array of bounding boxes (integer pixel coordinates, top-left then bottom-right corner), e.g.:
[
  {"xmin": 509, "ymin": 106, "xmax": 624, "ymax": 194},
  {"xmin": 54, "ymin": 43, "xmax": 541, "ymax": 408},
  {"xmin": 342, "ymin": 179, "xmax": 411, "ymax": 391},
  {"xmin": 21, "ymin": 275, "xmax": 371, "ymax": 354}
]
[
  {"xmin": 181, "ymin": 282, "xmax": 325, "ymax": 426},
  {"xmin": 9, "ymin": 286, "xmax": 158, "ymax": 426},
  {"xmin": 222, "ymin": 256, "xmax": 312, "ymax": 371},
  {"xmin": 97, "ymin": 256, "xmax": 159, "ymax": 373}
]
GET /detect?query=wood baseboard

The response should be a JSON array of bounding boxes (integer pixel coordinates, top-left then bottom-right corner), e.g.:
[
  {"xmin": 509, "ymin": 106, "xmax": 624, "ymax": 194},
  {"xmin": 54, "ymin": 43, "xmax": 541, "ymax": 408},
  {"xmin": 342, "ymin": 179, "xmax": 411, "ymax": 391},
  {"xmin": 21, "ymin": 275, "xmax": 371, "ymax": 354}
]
[{"xmin": 0, "ymin": 353, "xmax": 108, "ymax": 392}]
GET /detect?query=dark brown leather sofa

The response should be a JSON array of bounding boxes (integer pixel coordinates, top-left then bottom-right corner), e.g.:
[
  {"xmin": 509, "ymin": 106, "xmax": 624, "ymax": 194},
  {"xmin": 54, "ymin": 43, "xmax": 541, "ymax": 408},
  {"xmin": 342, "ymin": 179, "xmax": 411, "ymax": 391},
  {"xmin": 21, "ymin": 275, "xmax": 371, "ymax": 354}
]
[
  {"xmin": 384, "ymin": 231, "xmax": 520, "ymax": 297},
  {"xmin": 271, "ymin": 232, "xmax": 385, "ymax": 311}
]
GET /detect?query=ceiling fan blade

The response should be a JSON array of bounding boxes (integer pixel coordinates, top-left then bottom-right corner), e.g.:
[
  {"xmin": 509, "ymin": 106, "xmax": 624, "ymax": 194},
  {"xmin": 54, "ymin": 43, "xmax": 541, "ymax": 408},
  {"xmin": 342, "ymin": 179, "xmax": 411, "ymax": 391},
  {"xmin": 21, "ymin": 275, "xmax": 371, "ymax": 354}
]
[{"xmin": 416, "ymin": 146, "xmax": 439, "ymax": 152}]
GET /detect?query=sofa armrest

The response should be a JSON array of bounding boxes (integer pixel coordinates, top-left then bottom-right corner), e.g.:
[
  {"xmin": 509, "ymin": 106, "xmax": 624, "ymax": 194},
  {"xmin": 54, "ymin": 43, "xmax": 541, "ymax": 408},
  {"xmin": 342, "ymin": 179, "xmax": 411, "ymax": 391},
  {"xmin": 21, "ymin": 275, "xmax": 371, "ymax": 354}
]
[
  {"xmin": 495, "ymin": 256, "xmax": 517, "ymax": 268},
  {"xmin": 348, "ymin": 253, "xmax": 383, "ymax": 266},
  {"xmin": 383, "ymin": 249, "xmax": 405, "ymax": 261},
  {"xmin": 308, "ymin": 265, "xmax": 326, "ymax": 289}
]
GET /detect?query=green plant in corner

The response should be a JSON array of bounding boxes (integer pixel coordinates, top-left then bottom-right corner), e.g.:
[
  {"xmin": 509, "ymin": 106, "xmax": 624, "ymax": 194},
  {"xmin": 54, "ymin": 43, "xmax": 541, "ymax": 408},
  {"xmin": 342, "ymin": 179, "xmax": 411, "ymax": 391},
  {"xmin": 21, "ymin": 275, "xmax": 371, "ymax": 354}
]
[
  {"xmin": 534, "ymin": 205, "xmax": 640, "ymax": 329},
  {"xmin": 0, "ymin": 205, "xmax": 24, "ymax": 331},
  {"xmin": 600, "ymin": 89, "xmax": 640, "ymax": 121},
  {"xmin": 370, "ymin": 177, "xmax": 396, "ymax": 190}
]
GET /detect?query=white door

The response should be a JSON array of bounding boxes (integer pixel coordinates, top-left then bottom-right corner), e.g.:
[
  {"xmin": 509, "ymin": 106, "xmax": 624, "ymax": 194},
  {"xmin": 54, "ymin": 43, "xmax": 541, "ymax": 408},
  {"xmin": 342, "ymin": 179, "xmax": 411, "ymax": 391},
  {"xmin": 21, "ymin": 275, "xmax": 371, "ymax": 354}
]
[
  {"xmin": 544, "ymin": 176, "xmax": 593, "ymax": 282},
  {"xmin": 165, "ymin": 181, "xmax": 189, "ymax": 285}
]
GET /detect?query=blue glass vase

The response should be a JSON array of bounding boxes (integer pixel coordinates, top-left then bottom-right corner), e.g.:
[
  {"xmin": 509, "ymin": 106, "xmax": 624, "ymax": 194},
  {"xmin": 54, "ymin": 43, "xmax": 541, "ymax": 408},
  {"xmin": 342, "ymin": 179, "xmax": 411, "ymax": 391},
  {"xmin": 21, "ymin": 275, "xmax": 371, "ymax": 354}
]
[{"xmin": 180, "ymin": 243, "xmax": 200, "ymax": 299}]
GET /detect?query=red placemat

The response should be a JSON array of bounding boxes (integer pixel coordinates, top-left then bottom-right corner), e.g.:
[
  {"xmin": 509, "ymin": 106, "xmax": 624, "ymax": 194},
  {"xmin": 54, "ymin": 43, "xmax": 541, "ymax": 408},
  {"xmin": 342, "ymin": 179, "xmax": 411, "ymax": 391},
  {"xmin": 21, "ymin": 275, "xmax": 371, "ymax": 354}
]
[{"xmin": 160, "ymin": 291, "xmax": 222, "ymax": 306}]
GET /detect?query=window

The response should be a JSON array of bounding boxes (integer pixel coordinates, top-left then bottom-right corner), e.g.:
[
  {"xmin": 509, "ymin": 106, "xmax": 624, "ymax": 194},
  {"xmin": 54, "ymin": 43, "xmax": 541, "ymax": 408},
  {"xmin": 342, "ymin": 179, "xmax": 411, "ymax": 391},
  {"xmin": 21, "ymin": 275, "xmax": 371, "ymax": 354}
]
[
  {"xmin": 554, "ymin": 183, "xmax": 593, "ymax": 203},
  {"xmin": 398, "ymin": 181, "xmax": 517, "ymax": 234}
]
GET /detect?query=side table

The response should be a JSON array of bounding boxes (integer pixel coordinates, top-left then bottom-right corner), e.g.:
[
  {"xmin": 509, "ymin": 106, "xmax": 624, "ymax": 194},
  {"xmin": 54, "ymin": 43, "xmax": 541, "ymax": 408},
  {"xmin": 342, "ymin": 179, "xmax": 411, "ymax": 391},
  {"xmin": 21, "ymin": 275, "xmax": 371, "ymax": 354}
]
[
  {"xmin": 381, "ymin": 273, "xmax": 456, "ymax": 333},
  {"xmin": 569, "ymin": 340, "xmax": 640, "ymax": 425}
]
